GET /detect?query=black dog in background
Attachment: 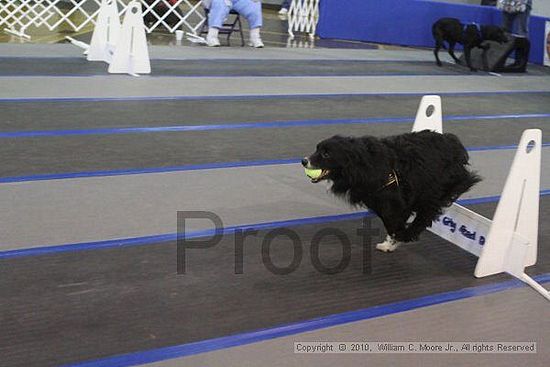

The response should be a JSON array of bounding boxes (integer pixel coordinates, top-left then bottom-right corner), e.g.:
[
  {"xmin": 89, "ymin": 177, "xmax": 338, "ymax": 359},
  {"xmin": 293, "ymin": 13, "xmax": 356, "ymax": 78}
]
[
  {"xmin": 432, "ymin": 17, "xmax": 508, "ymax": 71},
  {"xmin": 302, "ymin": 131, "xmax": 481, "ymax": 252}
]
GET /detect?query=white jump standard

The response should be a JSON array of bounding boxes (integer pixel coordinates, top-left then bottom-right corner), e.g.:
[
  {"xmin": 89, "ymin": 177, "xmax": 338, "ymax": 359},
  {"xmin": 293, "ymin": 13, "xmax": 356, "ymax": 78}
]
[
  {"xmin": 379, "ymin": 95, "xmax": 549, "ymax": 301},
  {"xmin": 108, "ymin": 1, "xmax": 151, "ymax": 75},
  {"xmin": 87, "ymin": 0, "xmax": 121, "ymax": 64},
  {"xmin": 66, "ymin": 0, "xmax": 151, "ymax": 76}
]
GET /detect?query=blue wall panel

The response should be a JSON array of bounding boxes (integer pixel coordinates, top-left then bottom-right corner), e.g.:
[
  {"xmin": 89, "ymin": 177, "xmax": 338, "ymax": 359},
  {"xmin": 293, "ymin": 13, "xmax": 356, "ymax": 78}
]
[{"xmin": 317, "ymin": 0, "xmax": 549, "ymax": 64}]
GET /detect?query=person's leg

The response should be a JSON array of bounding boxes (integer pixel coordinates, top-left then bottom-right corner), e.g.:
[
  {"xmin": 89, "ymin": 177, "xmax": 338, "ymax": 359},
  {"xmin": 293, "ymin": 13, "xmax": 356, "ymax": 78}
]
[
  {"xmin": 206, "ymin": 0, "xmax": 231, "ymax": 46},
  {"xmin": 516, "ymin": 6, "xmax": 531, "ymax": 37},
  {"xmin": 207, "ymin": 0, "xmax": 231, "ymax": 28},
  {"xmin": 232, "ymin": 0, "xmax": 264, "ymax": 47},
  {"xmin": 502, "ymin": 11, "xmax": 515, "ymax": 34},
  {"xmin": 511, "ymin": 7, "xmax": 530, "ymax": 65},
  {"xmin": 232, "ymin": 0, "xmax": 262, "ymax": 29}
]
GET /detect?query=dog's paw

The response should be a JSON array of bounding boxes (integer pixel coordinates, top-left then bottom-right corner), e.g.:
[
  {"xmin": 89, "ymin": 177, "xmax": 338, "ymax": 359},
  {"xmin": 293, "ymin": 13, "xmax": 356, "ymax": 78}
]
[
  {"xmin": 376, "ymin": 236, "xmax": 400, "ymax": 253},
  {"xmin": 436, "ymin": 61, "xmax": 442, "ymax": 67}
]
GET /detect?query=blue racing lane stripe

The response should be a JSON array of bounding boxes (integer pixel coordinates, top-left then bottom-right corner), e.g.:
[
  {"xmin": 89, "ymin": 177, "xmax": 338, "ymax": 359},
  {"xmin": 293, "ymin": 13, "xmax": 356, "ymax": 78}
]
[
  {"xmin": 1, "ymin": 90, "xmax": 549, "ymax": 103},
  {"xmin": 0, "ymin": 73, "xmax": 495, "ymax": 78},
  {"xmin": 62, "ymin": 273, "xmax": 550, "ymax": 367},
  {"xmin": 469, "ymin": 142, "xmax": 550, "ymax": 152},
  {"xmin": 1, "ymin": 113, "xmax": 549, "ymax": 138},
  {"xmin": 0, "ymin": 158, "xmax": 299, "ymax": 183},
  {"xmin": 0, "ymin": 57, "xmax": 435, "ymax": 62},
  {"xmin": 0, "ymin": 211, "xmax": 371, "ymax": 259},
  {"xmin": 0, "ymin": 142, "xmax": 549, "ymax": 184},
  {"xmin": 1, "ymin": 189, "xmax": 549, "ymax": 260}
]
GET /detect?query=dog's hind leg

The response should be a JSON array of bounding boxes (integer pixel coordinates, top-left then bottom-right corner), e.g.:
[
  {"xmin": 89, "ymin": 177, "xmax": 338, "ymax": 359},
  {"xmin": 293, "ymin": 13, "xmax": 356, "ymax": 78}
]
[
  {"xmin": 376, "ymin": 208, "xmax": 411, "ymax": 252},
  {"xmin": 376, "ymin": 234, "xmax": 401, "ymax": 253},
  {"xmin": 396, "ymin": 205, "xmax": 442, "ymax": 242},
  {"xmin": 434, "ymin": 40, "xmax": 444, "ymax": 66},
  {"xmin": 448, "ymin": 41, "xmax": 460, "ymax": 64}
]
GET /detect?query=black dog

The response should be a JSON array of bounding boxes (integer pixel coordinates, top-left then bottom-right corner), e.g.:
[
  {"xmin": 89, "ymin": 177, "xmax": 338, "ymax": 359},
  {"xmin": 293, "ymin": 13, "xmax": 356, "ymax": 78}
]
[
  {"xmin": 432, "ymin": 17, "xmax": 508, "ymax": 71},
  {"xmin": 302, "ymin": 131, "xmax": 481, "ymax": 252}
]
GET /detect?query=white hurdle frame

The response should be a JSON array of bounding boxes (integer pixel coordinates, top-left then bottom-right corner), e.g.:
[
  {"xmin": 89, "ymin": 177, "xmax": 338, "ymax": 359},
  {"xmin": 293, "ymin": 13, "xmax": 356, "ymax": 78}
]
[{"xmin": 412, "ymin": 95, "xmax": 549, "ymax": 301}]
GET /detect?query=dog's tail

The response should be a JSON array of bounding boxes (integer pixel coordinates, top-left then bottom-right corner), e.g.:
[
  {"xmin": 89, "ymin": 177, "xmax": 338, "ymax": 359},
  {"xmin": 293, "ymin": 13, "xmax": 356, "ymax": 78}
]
[
  {"xmin": 442, "ymin": 168, "xmax": 482, "ymax": 207},
  {"xmin": 441, "ymin": 133, "xmax": 482, "ymax": 205},
  {"xmin": 443, "ymin": 133, "xmax": 471, "ymax": 165}
]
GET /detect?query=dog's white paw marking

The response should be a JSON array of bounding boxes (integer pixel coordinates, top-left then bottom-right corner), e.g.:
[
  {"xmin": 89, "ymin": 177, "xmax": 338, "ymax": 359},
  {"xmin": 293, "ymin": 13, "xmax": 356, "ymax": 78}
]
[{"xmin": 376, "ymin": 236, "xmax": 400, "ymax": 252}]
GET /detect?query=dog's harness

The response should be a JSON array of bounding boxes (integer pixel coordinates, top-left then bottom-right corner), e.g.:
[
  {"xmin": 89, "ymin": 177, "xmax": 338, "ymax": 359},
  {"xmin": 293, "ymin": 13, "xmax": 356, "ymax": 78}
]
[{"xmin": 378, "ymin": 170, "xmax": 400, "ymax": 192}]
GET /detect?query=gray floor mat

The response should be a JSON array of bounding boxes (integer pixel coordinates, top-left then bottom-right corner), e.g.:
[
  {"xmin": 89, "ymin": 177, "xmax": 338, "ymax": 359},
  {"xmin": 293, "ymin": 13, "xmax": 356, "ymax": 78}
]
[
  {"xmin": 1, "ymin": 117, "xmax": 549, "ymax": 178},
  {"xmin": 1, "ymin": 93, "xmax": 549, "ymax": 132},
  {"xmin": 0, "ymin": 58, "xmax": 482, "ymax": 76},
  {"xmin": 0, "ymin": 199, "xmax": 548, "ymax": 367}
]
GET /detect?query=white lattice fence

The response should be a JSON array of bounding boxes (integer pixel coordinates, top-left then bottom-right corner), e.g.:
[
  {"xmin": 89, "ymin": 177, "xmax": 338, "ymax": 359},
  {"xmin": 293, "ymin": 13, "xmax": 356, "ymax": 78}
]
[
  {"xmin": 141, "ymin": 0, "xmax": 204, "ymax": 34},
  {"xmin": 1, "ymin": 0, "xmax": 206, "ymax": 39},
  {"xmin": 286, "ymin": 35, "xmax": 314, "ymax": 48},
  {"xmin": 1, "ymin": 0, "xmax": 56, "ymax": 38},
  {"xmin": 287, "ymin": 0, "xmax": 319, "ymax": 39}
]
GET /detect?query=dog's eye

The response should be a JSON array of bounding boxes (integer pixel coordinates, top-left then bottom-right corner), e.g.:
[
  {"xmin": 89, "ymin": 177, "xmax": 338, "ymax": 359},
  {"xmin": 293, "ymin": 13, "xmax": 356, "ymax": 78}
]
[{"xmin": 321, "ymin": 151, "xmax": 330, "ymax": 159}]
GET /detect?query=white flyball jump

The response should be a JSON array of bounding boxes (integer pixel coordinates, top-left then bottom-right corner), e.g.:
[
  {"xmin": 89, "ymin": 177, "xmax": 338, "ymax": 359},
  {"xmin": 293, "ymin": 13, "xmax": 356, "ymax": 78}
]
[
  {"xmin": 108, "ymin": 1, "xmax": 150, "ymax": 75},
  {"xmin": 87, "ymin": 0, "xmax": 121, "ymax": 63},
  {"xmin": 66, "ymin": 0, "xmax": 150, "ymax": 76},
  {"xmin": 412, "ymin": 95, "xmax": 548, "ymax": 301}
]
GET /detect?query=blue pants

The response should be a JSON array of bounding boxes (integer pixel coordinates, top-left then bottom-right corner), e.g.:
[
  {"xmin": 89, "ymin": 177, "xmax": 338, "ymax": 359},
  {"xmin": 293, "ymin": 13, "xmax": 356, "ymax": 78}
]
[
  {"xmin": 209, "ymin": 0, "xmax": 263, "ymax": 29},
  {"xmin": 281, "ymin": 0, "xmax": 291, "ymax": 9},
  {"xmin": 502, "ymin": 6, "xmax": 531, "ymax": 37}
]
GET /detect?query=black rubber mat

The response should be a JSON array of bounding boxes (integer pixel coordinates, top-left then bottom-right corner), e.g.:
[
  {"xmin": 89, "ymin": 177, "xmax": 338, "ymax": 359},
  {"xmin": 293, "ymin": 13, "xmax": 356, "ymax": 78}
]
[
  {"xmin": 1, "ymin": 93, "xmax": 550, "ymax": 132},
  {"xmin": 1, "ymin": 199, "xmax": 548, "ymax": 367},
  {"xmin": 0, "ymin": 58, "xmax": 497, "ymax": 76},
  {"xmin": 1, "ymin": 116, "xmax": 550, "ymax": 178}
]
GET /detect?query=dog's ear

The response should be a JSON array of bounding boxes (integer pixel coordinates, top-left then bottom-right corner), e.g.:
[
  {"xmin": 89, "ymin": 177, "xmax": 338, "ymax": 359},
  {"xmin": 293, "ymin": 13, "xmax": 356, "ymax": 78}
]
[
  {"xmin": 339, "ymin": 137, "xmax": 366, "ymax": 165},
  {"xmin": 341, "ymin": 137, "xmax": 390, "ymax": 188},
  {"xmin": 359, "ymin": 136, "xmax": 386, "ymax": 158}
]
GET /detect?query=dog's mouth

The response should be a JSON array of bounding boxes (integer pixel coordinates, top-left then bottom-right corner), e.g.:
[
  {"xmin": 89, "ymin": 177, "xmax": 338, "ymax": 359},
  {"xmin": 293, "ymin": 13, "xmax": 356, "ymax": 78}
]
[{"xmin": 311, "ymin": 169, "xmax": 331, "ymax": 183}]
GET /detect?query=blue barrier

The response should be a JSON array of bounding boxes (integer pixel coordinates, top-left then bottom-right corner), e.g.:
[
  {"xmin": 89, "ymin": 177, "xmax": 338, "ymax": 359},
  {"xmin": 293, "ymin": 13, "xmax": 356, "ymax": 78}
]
[{"xmin": 317, "ymin": 0, "xmax": 549, "ymax": 65}]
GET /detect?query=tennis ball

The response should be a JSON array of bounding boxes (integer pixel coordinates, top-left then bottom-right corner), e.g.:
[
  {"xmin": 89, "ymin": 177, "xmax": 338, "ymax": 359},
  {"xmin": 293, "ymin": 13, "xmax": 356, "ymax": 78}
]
[{"xmin": 304, "ymin": 168, "xmax": 323, "ymax": 180}]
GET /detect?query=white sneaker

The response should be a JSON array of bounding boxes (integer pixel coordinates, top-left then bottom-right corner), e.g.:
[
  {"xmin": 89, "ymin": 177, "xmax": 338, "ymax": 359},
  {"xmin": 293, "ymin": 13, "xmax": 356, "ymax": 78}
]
[
  {"xmin": 249, "ymin": 38, "xmax": 264, "ymax": 48},
  {"xmin": 278, "ymin": 8, "xmax": 288, "ymax": 15},
  {"xmin": 206, "ymin": 27, "xmax": 220, "ymax": 47},
  {"xmin": 206, "ymin": 36, "xmax": 220, "ymax": 47},
  {"xmin": 249, "ymin": 27, "xmax": 264, "ymax": 48}
]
